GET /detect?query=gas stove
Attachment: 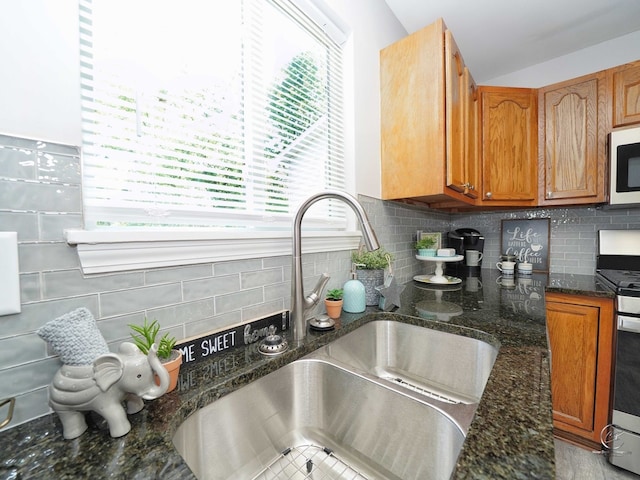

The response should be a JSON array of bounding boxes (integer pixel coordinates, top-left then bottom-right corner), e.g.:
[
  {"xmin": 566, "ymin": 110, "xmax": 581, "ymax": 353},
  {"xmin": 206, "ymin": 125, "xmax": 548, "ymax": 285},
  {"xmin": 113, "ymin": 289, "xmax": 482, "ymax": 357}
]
[
  {"xmin": 597, "ymin": 230, "xmax": 640, "ymax": 476},
  {"xmin": 597, "ymin": 269, "xmax": 640, "ymax": 297},
  {"xmin": 596, "ymin": 230, "xmax": 640, "ymax": 297}
]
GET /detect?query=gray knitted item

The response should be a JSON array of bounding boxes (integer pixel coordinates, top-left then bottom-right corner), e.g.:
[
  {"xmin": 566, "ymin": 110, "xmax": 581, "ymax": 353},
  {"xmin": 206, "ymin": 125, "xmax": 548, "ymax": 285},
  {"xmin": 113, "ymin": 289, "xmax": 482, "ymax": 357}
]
[{"xmin": 37, "ymin": 307, "xmax": 109, "ymax": 366}]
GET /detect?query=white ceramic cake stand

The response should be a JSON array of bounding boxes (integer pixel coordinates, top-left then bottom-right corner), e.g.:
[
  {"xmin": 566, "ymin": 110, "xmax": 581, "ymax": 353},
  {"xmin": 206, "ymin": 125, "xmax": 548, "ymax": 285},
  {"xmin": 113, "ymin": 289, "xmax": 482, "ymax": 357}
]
[{"xmin": 415, "ymin": 255, "xmax": 464, "ymax": 284}]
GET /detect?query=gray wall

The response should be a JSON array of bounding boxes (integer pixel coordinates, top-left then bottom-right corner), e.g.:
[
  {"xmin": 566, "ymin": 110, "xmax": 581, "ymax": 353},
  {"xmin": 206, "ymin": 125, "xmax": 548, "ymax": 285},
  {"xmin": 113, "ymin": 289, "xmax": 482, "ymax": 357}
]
[
  {"xmin": 3, "ymin": 131, "xmax": 640, "ymax": 429},
  {"xmin": 452, "ymin": 205, "xmax": 640, "ymax": 274}
]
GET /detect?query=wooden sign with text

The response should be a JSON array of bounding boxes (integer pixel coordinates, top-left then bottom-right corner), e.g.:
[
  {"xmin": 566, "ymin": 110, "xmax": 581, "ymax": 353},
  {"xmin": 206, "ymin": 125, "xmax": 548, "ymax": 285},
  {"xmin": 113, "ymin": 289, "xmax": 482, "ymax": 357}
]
[
  {"xmin": 501, "ymin": 218, "xmax": 550, "ymax": 272},
  {"xmin": 175, "ymin": 311, "xmax": 290, "ymax": 365}
]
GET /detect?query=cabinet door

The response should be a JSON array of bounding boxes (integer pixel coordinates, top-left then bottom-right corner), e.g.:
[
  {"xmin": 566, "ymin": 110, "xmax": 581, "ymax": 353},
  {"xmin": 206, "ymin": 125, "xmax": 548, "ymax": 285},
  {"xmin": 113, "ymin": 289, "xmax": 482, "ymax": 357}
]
[
  {"xmin": 380, "ymin": 20, "xmax": 448, "ymax": 201},
  {"xmin": 539, "ymin": 73, "xmax": 608, "ymax": 204},
  {"xmin": 464, "ymin": 67, "xmax": 480, "ymax": 199},
  {"xmin": 613, "ymin": 61, "xmax": 640, "ymax": 127},
  {"xmin": 545, "ymin": 293, "xmax": 615, "ymax": 448},
  {"xmin": 445, "ymin": 30, "xmax": 466, "ymax": 195},
  {"xmin": 547, "ymin": 300, "xmax": 599, "ymax": 431},
  {"xmin": 479, "ymin": 87, "xmax": 538, "ymax": 205}
]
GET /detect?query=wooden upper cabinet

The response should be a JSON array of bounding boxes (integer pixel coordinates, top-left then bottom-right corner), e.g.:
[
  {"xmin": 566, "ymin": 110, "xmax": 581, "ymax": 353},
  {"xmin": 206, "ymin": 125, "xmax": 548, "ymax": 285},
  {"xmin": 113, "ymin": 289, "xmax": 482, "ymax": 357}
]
[
  {"xmin": 381, "ymin": 19, "xmax": 637, "ymax": 211},
  {"xmin": 478, "ymin": 86, "xmax": 538, "ymax": 206},
  {"xmin": 464, "ymin": 67, "xmax": 480, "ymax": 199},
  {"xmin": 380, "ymin": 18, "xmax": 474, "ymax": 207},
  {"xmin": 538, "ymin": 72, "xmax": 609, "ymax": 205},
  {"xmin": 612, "ymin": 60, "xmax": 640, "ymax": 127},
  {"xmin": 445, "ymin": 30, "xmax": 466, "ymax": 195},
  {"xmin": 380, "ymin": 19, "xmax": 446, "ymax": 202}
]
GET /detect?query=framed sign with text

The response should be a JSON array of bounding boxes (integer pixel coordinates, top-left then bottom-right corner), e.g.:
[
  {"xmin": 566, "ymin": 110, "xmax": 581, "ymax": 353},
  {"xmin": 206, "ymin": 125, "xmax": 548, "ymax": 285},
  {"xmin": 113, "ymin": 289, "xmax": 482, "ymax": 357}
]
[{"xmin": 501, "ymin": 218, "xmax": 550, "ymax": 272}]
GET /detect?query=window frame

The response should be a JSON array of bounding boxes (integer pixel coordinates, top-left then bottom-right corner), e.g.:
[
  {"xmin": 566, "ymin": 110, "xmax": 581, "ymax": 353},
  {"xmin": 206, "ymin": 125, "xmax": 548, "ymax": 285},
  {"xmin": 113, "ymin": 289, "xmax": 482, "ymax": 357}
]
[
  {"xmin": 68, "ymin": 0, "xmax": 360, "ymax": 274},
  {"xmin": 65, "ymin": 229, "xmax": 361, "ymax": 274}
]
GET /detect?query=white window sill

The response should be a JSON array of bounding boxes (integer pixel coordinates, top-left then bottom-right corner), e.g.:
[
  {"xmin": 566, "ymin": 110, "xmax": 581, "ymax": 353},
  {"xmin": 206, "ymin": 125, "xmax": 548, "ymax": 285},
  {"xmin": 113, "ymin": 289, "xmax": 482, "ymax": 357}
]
[{"xmin": 65, "ymin": 229, "xmax": 363, "ymax": 274}]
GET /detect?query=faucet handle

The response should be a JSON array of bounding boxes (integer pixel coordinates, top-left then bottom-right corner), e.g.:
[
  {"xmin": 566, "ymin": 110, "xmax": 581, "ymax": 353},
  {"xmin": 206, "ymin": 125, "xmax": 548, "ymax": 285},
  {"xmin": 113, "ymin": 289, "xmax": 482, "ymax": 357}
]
[{"xmin": 305, "ymin": 273, "xmax": 330, "ymax": 308}]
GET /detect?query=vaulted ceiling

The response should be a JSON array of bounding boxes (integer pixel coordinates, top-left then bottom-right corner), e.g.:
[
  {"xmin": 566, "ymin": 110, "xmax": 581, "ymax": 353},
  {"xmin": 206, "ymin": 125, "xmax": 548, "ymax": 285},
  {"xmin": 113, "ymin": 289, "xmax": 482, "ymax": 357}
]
[{"xmin": 384, "ymin": 0, "xmax": 640, "ymax": 82}]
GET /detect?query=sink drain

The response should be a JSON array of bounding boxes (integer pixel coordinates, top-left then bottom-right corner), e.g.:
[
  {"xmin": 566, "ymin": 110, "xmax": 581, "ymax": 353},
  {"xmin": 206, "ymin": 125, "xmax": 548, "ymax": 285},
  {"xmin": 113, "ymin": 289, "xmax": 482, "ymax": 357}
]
[{"xmin": 252, "ymin": 444, "xmax": 369, "ymax": 480}]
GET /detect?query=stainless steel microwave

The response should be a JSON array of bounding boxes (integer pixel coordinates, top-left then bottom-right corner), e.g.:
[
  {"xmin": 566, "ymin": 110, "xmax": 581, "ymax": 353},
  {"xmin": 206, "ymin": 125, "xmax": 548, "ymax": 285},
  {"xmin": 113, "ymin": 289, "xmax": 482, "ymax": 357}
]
[{"xmin": 610, "ymin": 125, "xmax": 640, "ymax": 205}]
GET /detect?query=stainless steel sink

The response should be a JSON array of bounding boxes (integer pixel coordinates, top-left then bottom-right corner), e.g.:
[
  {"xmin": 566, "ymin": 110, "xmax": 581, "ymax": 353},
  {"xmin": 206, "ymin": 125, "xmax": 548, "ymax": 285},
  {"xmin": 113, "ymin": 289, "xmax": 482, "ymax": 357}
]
[
  {"xmin": 173, "ymin": 358, "xmax": 464, "ymax": 480},
  {"xmin": 312, "ymin": 320, "xmax": 498, "ymax": 406}
]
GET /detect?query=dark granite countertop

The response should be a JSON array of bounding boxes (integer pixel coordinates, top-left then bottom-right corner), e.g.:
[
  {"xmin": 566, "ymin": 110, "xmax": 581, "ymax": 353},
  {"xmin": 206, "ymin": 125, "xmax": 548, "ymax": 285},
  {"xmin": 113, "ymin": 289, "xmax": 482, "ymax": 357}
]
[{"xmin": 0, "ymin": 271, "xmax": 614, "ymax": 479}]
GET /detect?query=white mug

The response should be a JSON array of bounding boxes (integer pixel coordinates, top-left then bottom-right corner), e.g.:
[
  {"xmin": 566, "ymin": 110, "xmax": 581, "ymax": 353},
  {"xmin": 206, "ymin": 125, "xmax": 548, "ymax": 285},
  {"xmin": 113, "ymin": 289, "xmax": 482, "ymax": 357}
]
[
  {"xmin": 517, "ymin": 277, "xmax": 533, "ymax": 288},
  {"xmin": 518, "ymin": 262, "xmax": 533, "ymax": 275},
  {"xmin": 496, "ymin": 260, "xmax": 515, "ymax": 275},
  {"xmin": 496, "ymin": 275, "xmax": 515, "ymax": 288},
  {"xmin": 465, "ymin": 276, "xmax": 483, "ymax": 292},
  {"xmin": 466, "ymin": 250, "xmax": 483, "ymax": 266}
]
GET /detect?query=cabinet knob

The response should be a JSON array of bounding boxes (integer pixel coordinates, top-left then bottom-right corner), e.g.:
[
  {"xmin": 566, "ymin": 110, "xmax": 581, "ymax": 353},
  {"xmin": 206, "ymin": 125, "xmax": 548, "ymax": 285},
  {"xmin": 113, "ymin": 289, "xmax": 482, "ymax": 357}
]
[
  {"xmin": 547, "ymin": 191, "xmax": 553, "ymax": 198},
  {"xmin": 486, "ymin": 191, "xmax": 492, "ymax": 199}
]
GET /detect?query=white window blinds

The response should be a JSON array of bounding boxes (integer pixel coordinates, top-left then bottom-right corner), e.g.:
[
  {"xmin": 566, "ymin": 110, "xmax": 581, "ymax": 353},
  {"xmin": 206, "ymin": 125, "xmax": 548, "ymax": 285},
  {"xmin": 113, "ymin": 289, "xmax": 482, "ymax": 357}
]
[{"xmin": 79, "ymin": 0, "xmax": 347, "ymax": 231}]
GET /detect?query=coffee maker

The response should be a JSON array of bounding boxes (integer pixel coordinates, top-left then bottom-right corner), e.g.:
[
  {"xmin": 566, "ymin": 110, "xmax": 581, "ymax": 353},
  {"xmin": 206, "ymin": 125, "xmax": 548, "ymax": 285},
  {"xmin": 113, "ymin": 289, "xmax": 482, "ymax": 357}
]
[{"xmin": 447, "ymin": 228, "xmax": 485, "ymax": 274}]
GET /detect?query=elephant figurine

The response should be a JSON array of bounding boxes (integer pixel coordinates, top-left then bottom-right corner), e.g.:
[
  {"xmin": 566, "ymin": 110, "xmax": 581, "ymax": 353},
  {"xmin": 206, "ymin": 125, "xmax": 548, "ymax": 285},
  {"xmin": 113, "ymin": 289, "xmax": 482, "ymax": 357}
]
[{"xmin": 48, "ymin": 342, "xmax": 170, "ymax": 439}]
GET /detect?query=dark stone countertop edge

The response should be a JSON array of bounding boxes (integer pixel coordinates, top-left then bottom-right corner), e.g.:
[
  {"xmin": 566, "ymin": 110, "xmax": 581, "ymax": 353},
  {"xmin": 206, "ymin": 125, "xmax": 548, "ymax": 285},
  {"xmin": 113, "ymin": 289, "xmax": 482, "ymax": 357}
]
[{"xmin": 2, "ymin": 272, "xmax": 612, "ymax": 479}]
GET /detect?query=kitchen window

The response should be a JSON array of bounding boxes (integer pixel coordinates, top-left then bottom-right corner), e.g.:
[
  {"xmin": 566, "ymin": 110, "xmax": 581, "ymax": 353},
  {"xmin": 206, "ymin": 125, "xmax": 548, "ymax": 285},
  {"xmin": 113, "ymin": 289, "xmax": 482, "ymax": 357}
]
[{"xmin": 69, "ymin": 0, "xmax": 359, "ymax": 273}]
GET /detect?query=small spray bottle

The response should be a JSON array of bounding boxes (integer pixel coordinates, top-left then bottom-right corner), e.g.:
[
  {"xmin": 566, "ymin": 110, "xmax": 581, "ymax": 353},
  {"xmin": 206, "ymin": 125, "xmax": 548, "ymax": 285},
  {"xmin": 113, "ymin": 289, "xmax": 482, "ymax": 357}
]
[{"xmin": 343, "ymin": 263, "xmax": 366, "ymax": 313}]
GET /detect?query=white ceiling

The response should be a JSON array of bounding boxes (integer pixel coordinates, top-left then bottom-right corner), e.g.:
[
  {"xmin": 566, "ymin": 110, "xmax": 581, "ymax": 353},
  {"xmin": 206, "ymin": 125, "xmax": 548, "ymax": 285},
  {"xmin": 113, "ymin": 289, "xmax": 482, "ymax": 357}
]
[{"xmin": 383, "ymin": 0, "xmax": 640, "ymax": 83}]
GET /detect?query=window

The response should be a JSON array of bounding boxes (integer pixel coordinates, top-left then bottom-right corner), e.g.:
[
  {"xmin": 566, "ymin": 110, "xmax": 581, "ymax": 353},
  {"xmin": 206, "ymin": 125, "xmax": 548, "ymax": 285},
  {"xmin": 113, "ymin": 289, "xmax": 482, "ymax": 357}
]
[{"xmin": 79, "ymin": 0, "xmax": 348, "ymax": 232}]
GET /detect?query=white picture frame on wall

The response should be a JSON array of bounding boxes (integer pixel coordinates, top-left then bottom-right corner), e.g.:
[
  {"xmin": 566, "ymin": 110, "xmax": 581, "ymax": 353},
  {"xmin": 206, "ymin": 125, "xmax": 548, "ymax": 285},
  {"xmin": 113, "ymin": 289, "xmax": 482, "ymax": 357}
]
[{"xmin": 417, "ymin": 231, "xmax": 442, "ymax": 250}]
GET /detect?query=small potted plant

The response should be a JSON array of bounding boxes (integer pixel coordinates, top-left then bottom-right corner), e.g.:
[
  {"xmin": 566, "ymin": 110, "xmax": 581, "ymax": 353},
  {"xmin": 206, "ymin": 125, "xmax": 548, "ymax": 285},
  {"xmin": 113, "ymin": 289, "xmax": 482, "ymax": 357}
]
[
  {"xmin": 351, "ymin": 247, "xmax": 393, "ymax": 305},
  {"xmin": 325, "ymin": 288, "xmax": 344, "ymax": 320},
  {"xmin": 129, "ymin": 318, "xmax": 182, "ymax": 393},
  {"xmin": 416, "ymin": 236, "xmax": 437, "ymax": 256}
]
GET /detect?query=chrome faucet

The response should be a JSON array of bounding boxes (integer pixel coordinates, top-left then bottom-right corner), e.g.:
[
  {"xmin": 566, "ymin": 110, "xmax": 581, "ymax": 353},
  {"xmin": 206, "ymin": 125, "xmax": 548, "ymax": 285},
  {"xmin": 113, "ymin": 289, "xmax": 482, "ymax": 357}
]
[{"xmin": 291, "ymin": 191, "xmax": 380, "ymax": 344}]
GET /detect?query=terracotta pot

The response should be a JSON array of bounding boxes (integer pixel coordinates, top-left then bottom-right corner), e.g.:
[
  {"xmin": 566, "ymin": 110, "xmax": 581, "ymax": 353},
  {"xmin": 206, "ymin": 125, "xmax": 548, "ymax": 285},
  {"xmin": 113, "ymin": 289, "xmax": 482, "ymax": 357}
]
[
  {"xmin": 155, "ymin": 349, "xmax": 183, "ymax": 393},
  {"xmin": 324, "ymin": 299, "xmax": 343, "ymax": 320}
]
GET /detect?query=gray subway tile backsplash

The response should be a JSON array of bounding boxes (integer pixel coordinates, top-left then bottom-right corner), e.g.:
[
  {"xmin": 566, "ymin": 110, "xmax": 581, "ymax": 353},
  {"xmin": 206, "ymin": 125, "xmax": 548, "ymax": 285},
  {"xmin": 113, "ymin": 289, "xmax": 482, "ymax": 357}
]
[
  {"xmin": 0, "ymin": 212, "xmax": 39, "ymax": 241},
  {"xmin": 0, "ymin": 357, "xmax": 61, "ymax": 399},
  {"xmin": 39, "ymin": 213, "xmax": 82, "ymax": 241},
  {"xmin": 214, "ymin": 287, "xmax": 265, "ymax": 316},
  {"xmin": 42, "ymin": 269, "xmax": 145, "ymax": 299},
  {"xmin": 99, "ymin": 283, "xmax": 183, "ymax": 318},
  {"xmin": 144, "ymin": 264, "xmax": 213, "ymax": 285},
  {"xmin": 2, "ymin": 295, "xmax": 100, "ymax": 338},
  {"xmin": 6, "ymin": 387, "xmax": 50, "ymax": 428},
  {"xmin": 213, "ymin": 258, "xmax": 264, "ymax": 276},
  {"xmin": 19, "ymin": 273, "xmax": 41, "ymax": 303},
  {"xmin": 4, "ymin": 131, "xmax": 640, "ymax": 430},
  {"xmin": 184, "ymin": 310, "xmax": 242, "ymax": 338},
  {"xmin": 241, "ymin": 299, "xmax": 287, "ymax": 323},
  {"xmin": 0, "ymin": 145, "xmax": 36, "ymax": 179},
  {"xmin": 18, "ymin": 242, "xmax": 80, "ymax": 272},
  {"xmin": 241, "ymin": 267, "xmax": 284, "ymax": 289},
  {"xmin": 36, "ymin": 151, "xmax": 81, "ymax": 183},
  {"xmin": 0, "ymin": 334, "xmax": 46, "ymax": 369},
  {"xmin": 183, "ymin": 274, "xmax": 241, "ymax": 302},
  {"xmin": 0, "ymin": 179, "xmax": 81, "ymax": 212}
]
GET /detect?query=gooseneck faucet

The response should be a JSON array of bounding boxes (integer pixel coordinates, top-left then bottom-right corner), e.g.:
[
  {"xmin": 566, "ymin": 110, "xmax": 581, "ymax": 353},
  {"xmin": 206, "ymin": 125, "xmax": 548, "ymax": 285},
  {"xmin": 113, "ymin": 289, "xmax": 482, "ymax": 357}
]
[{"xmin": 291, "ymin": 191, "xmax": 380, "ymax": 344}]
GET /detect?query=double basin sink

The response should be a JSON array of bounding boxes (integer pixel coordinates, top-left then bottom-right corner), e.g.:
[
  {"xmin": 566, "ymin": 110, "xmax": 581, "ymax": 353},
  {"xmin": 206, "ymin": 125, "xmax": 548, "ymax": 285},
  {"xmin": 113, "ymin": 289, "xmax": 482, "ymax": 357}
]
[{"xmin": 172, "ymin": 319, "xmax": 499, "ymax": 479}]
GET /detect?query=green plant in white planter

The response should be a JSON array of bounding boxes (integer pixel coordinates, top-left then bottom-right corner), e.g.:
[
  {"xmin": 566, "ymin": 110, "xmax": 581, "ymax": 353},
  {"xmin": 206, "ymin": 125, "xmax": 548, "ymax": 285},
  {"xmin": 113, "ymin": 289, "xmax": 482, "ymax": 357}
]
[
  {"xmin": 416, "ymin": 236, "xmax": 437, "ymax": 256},
  {"xmin": 129, "ymin": 318, "xmax": 182, "ymax": 393},
  {"xmin": 351, "ymin": 247, "xmax": 393, "ymax": 306}
]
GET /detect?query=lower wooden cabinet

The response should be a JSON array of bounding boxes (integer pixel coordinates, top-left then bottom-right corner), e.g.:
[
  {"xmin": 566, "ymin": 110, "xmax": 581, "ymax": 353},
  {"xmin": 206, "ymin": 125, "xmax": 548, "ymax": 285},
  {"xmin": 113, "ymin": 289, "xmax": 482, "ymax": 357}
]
[{"xmin": 545, "ymin": 292, "xmax": 615, "ymax": 449}]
